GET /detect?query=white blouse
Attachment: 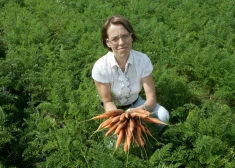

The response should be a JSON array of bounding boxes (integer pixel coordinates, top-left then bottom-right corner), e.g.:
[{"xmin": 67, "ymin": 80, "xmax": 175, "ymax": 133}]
[{"xmin": 92, "ymin": 50, "xmax": 153, "ymax": 106}]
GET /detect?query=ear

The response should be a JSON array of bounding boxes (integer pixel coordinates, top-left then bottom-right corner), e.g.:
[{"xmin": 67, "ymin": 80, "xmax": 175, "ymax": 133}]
[{"xmin": 106, "ymin": 40, "xmax": 111, "ymax": 48}]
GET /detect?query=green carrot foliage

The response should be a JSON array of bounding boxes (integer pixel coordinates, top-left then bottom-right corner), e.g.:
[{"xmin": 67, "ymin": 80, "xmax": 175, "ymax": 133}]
[{"xmin": 0, "ymin": 0, "xmax": 235, "ymax": 167}]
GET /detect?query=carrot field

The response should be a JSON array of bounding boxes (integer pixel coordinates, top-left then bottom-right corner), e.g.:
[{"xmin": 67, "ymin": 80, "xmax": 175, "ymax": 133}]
[{"xmin": 0, "ymin": 0, "xmax": 235, "ymax": 167}]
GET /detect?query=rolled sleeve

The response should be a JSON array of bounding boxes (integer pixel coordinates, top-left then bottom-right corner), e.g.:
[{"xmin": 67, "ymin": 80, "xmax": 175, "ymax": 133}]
[
  {"xmin": 92, "ymin": 63, "xmax": 109, "ymax": 83},
  {"xmin": 141, "ymin": 56, "xmax": 153, "ymax": 78}
]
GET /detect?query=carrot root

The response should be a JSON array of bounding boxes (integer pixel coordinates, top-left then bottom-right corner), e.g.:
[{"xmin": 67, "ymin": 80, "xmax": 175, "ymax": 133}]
[{"xmin": 91, "ymin": 108, "xmax": 166, "ymax": 151}]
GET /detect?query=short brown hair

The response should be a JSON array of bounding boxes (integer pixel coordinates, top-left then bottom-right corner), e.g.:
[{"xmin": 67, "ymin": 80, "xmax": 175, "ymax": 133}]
[{"xmin": 101, "ymin": 15, "xmax": 137, "ymax": 51}]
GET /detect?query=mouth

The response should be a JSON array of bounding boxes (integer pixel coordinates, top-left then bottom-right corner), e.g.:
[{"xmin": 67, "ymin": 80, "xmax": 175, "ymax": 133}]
[{"xmin": 118, "ymin": 47, "xmax": 128, "ymax": 50}]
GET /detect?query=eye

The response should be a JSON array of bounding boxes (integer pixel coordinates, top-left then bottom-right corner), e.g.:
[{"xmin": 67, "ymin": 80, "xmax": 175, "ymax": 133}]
[
  {"xmin": 122, "ymin": 34, "xmax": 129, "ymax": 39},
  {"xmin": 111, "ymin": 37, "xmax": 119, "ymax": 42}
]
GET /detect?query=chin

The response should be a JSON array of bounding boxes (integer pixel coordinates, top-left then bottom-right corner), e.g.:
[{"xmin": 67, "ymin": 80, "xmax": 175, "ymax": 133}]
[
  {"xmin": 119, "ymin": 52, "xmax": 130, "ymax": 57},
  {"xmin": 119, "ymin": 49, "xmax": 130, "ymax": 54}
]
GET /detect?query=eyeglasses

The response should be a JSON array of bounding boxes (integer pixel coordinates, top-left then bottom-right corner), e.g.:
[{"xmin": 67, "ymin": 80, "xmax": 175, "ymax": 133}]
[{"xmin": 106, "ymin": 33, "xmax": 132, "ymax": 44}]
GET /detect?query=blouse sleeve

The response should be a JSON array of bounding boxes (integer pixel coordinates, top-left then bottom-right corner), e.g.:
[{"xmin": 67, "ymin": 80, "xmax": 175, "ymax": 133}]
[
  {"xmin": 143, "ymin": 56, "xmax": 153, "ymax": 78},
  {"xmin": 92, "ymin": 60, "xmax": 109, "ymax": 83},
  {"xmin": 140, "ymin": 54, "xmax": 153, "ymax": 78}
]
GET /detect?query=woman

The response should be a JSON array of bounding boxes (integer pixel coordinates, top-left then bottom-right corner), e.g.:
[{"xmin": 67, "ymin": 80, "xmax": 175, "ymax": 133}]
[{"xmin": 92, "ymin": 15, "xmax": 169, "ymax": 135}]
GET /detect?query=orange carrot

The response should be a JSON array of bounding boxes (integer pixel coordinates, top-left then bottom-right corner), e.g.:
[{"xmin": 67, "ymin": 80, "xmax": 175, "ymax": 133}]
[
  {"xmin": 114, "ymin": 120, "xmax": 127, "ymax": 135},
  {"xmin": 133, "ymin": 136, "xmax": 139, "ymax": 144},
  {"xmin": 111, "ymin": 115, "xmax": 121, "ymax": 123},
  {"xmin": 135, "ymin": 119, "xmax": 146, "ymax": 132},
  {"xmin": 119, "ymin": 113, "xmax": 126, "ymax": 121},
  {"xmin": 129, "ymin": 118, "xmax": 135, "ymax": 132},
  {"xmin": 130, "ymin": 112, "xmax": 148, "ymax": 118},
  {"xmin": 126, "ymin": 124, "xmax": 132, "ymax": 148},
  {"xmin": 123, "ymin": 135, "xmax": 128, "ymax": 152},
  {"xmin": 136, "ymin": 126, "xmax": 145, "ymax": 147},
  {"xmin": 103, "ymin": 115, "xmax": 121, "ymax": 129},
  {"xmin": 115, "ymin": 129, "xmax": 124, "ymax": 149},
  {"xmin": 89, "ymin": 117, "xmax": 114, "ymax": 138},
  {"xmin": 133, "ymin": 109, "xmax": 151, "ymax": 115},
  {"xmin": 103, "ymin": 122, "xmax": 114, "ymax": 129},
  {"xmin": 135, "ymin": 118, "xmax": 157, "ymax": 142},
  {"xmin": 138, "ymin": 135, "xmax": 145, "ymax": 147},
  {"xmin": 91, "ymin": 114, "xmax": 110, "ymax": 120},
  {"xmin": 143, "ymin": 126, "xmax": 152, "ymax": 136},
  {"xmin": 105, "ymin": 121, "xmax": 120, "ymax": 137},
  {"xmin": 97, "ymin": 117, "xmax": 113, "ymax": 130},
  {"xmin": 141, "ymin": 117, "xmax": 167, "ymax": 125},
  {"xmin": 125, "ymin": 112, "xmax": 130, "ymax": 119},
  {"xmin": 103, "ymin": 109, "xmax": 124, "ymax": 117},
  {"xmin": 143, "ymin": 125, "xmax": 158, "ymax": 142}
]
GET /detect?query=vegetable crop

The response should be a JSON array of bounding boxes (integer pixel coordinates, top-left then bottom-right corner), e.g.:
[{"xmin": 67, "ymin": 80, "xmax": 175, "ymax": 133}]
[{"xmin": 91, "ymin": 109, "xmax": 167, "ymax": 152}]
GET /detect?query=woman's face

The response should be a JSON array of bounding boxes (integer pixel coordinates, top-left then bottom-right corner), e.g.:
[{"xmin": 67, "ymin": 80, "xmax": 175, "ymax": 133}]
[{"xmin": 106, "ymin": 24, "xmax": 133, "ymax": 59}]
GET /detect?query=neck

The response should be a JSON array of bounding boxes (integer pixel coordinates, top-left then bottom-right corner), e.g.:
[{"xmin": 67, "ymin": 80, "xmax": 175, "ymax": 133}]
[
  {"xmin": 115, "ymin": 51, "xmax": 130, "ymax": 62},
  {"xmin": 115, "ymin": 56, "xmax": 128, "ymax": 72}
]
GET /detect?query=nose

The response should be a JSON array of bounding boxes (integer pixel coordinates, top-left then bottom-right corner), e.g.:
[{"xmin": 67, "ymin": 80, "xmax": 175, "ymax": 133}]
[{"xmin": 118, "ymin": 36, "xmax": 124, "ymax": 44}]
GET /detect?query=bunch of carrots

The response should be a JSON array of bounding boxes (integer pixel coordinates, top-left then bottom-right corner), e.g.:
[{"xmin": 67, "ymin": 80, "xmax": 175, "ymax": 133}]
[{"xmin": 91, "ymin": 109, "xmax": 167, "ymax": 152}]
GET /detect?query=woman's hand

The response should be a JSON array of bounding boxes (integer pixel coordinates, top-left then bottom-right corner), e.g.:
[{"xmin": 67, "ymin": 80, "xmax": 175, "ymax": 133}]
[{"xmin": 127, "ymin": 106, "xmax": 144, "ymax": 112}]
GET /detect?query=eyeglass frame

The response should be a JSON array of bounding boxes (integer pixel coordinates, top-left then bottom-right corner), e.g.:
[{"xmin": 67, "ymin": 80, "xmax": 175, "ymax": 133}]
[{"xmin": 106, "ymin": 32, "xmax": 132, "ymax": 44}]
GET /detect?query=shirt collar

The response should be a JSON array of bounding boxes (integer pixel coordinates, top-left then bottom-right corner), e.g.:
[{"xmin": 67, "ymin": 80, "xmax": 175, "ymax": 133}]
[{"xmin": 109, "ymin": 50, "xmax": 134, "ymax": 68}]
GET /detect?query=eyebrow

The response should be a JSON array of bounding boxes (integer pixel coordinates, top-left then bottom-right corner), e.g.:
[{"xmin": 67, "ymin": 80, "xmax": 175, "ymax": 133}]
[{"xmin": 109, "ymin": 32, "xmax": 129, "ymax": 38}]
